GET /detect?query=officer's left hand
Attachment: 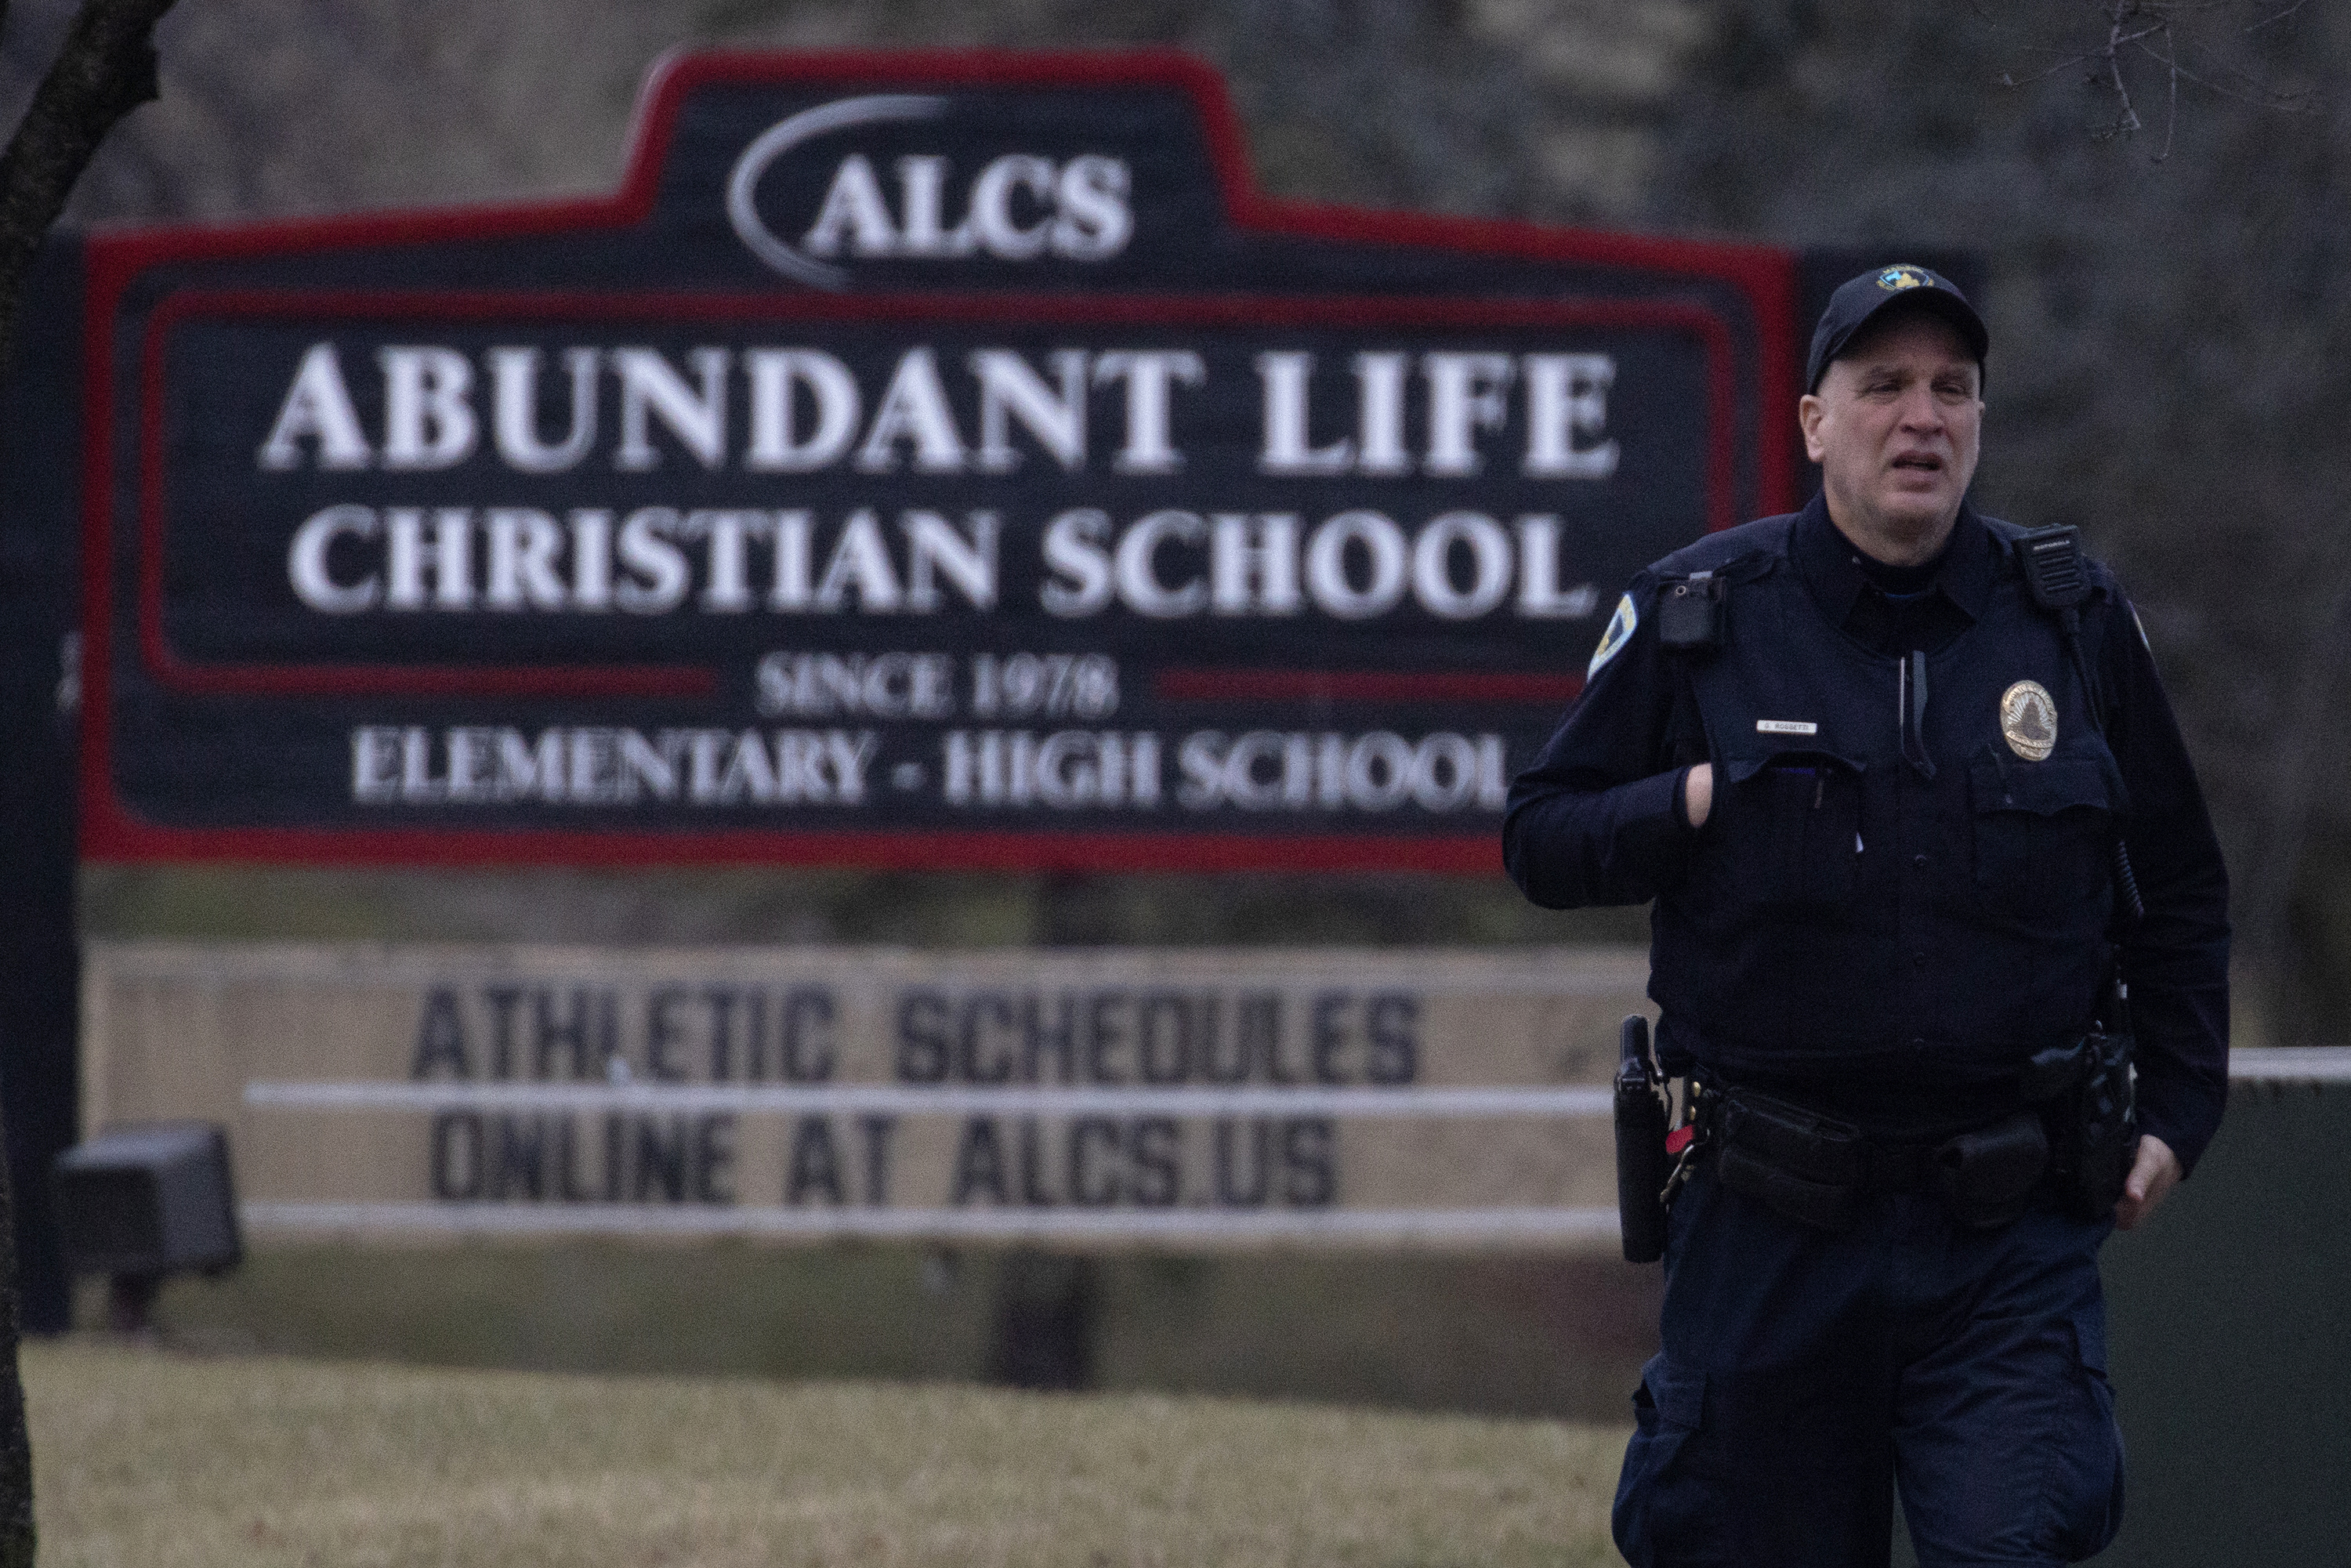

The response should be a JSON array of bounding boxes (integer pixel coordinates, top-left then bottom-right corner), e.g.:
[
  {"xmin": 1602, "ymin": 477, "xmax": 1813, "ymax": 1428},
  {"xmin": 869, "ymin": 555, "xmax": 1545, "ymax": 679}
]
[{"xmin": 2113, "ymin": 1134, "xmax": 2181, "ymax": 1230}]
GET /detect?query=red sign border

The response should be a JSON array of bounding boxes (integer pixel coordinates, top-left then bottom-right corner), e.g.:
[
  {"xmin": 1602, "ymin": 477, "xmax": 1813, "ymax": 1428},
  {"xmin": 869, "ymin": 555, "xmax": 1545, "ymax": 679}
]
[{"xmin": 80, "ymin": 47, "xmax": 1800, "ymax": 873}]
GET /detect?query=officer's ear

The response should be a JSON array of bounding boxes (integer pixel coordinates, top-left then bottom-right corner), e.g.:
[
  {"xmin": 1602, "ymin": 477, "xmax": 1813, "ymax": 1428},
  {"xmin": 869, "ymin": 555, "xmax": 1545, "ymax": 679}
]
[{"xmin": 1799, "ymin": 392, "xmax": 1828, "ymax": 464}]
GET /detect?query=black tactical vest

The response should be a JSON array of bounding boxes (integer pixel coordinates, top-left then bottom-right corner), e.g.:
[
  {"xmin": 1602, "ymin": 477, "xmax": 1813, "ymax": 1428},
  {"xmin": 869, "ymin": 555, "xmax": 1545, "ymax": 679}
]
[{"xmin": 1650, "ymin": 516, "xmax": 2123, "ymax": 1094}]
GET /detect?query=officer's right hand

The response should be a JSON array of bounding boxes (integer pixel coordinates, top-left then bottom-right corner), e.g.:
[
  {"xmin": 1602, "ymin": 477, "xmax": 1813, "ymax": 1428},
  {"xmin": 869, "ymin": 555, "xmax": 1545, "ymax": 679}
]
[{"xmin": 1683, "ymin": 763, "xmax": 1713, "ymax": 828}]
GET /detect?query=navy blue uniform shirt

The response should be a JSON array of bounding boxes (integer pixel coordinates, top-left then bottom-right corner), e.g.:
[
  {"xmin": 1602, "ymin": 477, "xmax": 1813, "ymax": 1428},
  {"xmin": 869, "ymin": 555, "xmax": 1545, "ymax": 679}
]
[{"xmin": 1504, "ymin": 496, "xmax": 2231, "ymax": 1171}]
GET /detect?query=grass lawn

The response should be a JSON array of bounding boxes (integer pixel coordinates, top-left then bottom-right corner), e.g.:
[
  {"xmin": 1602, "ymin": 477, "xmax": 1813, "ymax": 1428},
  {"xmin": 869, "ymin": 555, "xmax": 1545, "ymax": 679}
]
[
  {"xmin": 132, "ymin": 1245, "xmax": 1660, "ymax": 1427},
  {"xmin": 24, "ymin": 1339, "xmax": 1632, "ymax": 1567}
]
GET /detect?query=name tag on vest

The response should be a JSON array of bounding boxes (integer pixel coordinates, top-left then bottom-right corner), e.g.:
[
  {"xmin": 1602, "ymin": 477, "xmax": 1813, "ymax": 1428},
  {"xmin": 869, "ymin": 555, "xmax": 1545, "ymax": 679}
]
[{"xmin": 1755, "ymin": 719, "xmax": 1819, "ymax": 736}]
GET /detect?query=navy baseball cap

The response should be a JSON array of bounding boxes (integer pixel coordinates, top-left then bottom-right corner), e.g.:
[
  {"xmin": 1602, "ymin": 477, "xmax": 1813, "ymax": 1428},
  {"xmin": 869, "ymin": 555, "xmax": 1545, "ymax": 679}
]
[{"xmin": 1806, "ymin": 263, "xmax": 1989, "ymax": 393}]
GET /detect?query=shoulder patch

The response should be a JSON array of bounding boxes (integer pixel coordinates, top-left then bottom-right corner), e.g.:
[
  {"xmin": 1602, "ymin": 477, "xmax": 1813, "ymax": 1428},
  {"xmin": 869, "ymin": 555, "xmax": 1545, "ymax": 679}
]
[{"xmin": 1588, "ymin": 592, "xmax": 1638, "ymax": 679}]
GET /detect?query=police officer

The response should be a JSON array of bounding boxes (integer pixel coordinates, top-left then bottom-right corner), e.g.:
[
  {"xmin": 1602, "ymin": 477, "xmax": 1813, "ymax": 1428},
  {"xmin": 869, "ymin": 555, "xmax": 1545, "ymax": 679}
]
[{"xmin": 1504, "ymin": 264, "xmax": 2230, "ymax": 1566}]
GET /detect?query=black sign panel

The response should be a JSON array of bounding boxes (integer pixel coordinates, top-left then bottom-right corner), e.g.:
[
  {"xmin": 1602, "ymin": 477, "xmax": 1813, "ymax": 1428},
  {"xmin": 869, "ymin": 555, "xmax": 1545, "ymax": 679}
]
[{"xmin": 84, "ymin": 51, "xmax": 1799, "ymax": 870}]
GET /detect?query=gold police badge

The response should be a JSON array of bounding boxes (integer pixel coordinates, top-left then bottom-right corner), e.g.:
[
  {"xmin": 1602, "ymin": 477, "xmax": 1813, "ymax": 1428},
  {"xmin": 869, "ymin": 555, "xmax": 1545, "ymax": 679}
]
[{"xmin": 2000, "ymin": 679, "xmax": 2057, "ymax": 762}]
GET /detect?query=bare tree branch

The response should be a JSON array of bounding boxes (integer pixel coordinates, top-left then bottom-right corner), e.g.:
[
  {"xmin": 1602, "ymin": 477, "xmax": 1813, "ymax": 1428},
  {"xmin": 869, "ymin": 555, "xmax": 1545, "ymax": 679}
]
[
  {"xmin": 2100, "ymin": 6, "xmax": 2145, "ymax": 139},
  {"xmin": 2157, "ymin": 26, "xmax": 2182, "ymax": 161},
  {"xmin": 0, "ymin": 0, "xmax": 182, "ymax": 378},
  {"xmin": 2241, "ymin": 0, "xmax": 2311, "ymax": 36},
  {"xmin": 1992, "ymin": 0, "xmax": 2320, "ymax": 150},
  {"xmin": 2134, "ymin": 40, "xmax": 2319, "ymax": 111}
]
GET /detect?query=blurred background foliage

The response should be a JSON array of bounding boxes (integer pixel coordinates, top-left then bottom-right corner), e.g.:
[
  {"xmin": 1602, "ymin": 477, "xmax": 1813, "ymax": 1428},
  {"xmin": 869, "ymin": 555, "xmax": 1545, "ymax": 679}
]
[{"xmin": 6, "ymin": 0, "xmax": 2344, "ymax": 1041}]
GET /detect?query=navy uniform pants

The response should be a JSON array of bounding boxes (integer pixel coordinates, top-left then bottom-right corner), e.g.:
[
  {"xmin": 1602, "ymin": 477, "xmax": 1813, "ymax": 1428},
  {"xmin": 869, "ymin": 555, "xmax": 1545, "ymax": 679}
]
[{"xmin": 1614, "ymin": 1161, "xmax": 2125, "ymax": 1567}]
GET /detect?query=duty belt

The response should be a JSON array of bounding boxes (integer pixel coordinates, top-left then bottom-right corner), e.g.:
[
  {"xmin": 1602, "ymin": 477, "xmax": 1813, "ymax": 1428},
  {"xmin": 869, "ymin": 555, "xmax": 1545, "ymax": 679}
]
[{"xmin": 1697, "ymin": 1085, "xmax": 2052, "ymax": 1232}]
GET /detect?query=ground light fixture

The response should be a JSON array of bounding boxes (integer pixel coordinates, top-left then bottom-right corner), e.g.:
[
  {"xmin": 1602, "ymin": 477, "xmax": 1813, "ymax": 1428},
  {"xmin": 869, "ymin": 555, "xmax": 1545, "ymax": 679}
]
[{"xmin": 52, "ymin": 1122, "xmax": 241, "ymax": 1332}]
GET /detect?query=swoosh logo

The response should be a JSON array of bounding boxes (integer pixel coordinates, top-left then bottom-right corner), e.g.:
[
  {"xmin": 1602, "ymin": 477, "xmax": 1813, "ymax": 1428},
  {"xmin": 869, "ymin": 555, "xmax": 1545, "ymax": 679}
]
[{"xmin": 726, "ymin": 94, "xmax": 948, "ymax": 289}]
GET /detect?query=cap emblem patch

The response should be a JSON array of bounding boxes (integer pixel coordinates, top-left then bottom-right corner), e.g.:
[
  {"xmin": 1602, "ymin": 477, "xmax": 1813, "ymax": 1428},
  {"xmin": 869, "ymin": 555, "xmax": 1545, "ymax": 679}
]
[
  {"xmin": 2000, "ymin": 680, "xmax": 2057, "ymax": 762},
  {"xmin": 1877, "ymin": 265, "xmax": 1933, "ymax": 292}
]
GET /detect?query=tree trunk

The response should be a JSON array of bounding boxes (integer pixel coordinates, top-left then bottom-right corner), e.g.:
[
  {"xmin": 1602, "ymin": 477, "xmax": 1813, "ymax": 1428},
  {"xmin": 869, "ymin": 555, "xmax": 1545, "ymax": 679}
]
[
  {"xmin": 0, "ymin": 3, "xmax": 185, "ymax": 1561},
  {"xmin": 0, "ymin": 0, "xmax": 176, "ymax": 368}
]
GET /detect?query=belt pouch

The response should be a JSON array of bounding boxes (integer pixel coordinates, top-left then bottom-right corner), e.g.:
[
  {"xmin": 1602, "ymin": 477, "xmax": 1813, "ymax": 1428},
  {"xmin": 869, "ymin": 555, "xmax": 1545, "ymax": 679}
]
[
  {"xmin": 1929, "ymin": 1111, "xmax": 2051, "ymax": 1229},
  {"xmin": 1715, "ymin": 1143, "xmax": 1858, "ymax": 1230},
  {"xmin": 1715, "ymin": 1092, "xmax": 1866, "ymax": 1230},
  {"xmin": 1720, "ymin": 1092, "xmax": 1866, "ymax": 1182}
]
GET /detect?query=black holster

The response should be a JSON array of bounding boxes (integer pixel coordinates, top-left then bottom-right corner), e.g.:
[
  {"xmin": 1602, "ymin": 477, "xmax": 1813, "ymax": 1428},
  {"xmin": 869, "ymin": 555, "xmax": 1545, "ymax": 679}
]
[
  {"xmin": 2023, "ymin": 1020, "xmax": 2138, "ymax": 1222},
  {"xmin": 1614, "ymin": 1016, "xmax": 1670, "ymax": 1263}
]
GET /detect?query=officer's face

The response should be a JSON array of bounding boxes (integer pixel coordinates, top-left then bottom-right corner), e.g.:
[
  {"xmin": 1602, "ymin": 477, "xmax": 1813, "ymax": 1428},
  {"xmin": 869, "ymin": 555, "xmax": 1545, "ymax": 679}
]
[{"xmin": 1799, "ymin": 314, "xmax": 1983, "ymax": 549}]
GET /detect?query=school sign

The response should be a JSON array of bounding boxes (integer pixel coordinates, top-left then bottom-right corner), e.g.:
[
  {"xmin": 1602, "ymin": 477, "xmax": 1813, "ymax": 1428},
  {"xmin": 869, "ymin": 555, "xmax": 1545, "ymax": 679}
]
[{"xmin": 78, "ymin": 49, "xmax": 1799, "ymax": 870}]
